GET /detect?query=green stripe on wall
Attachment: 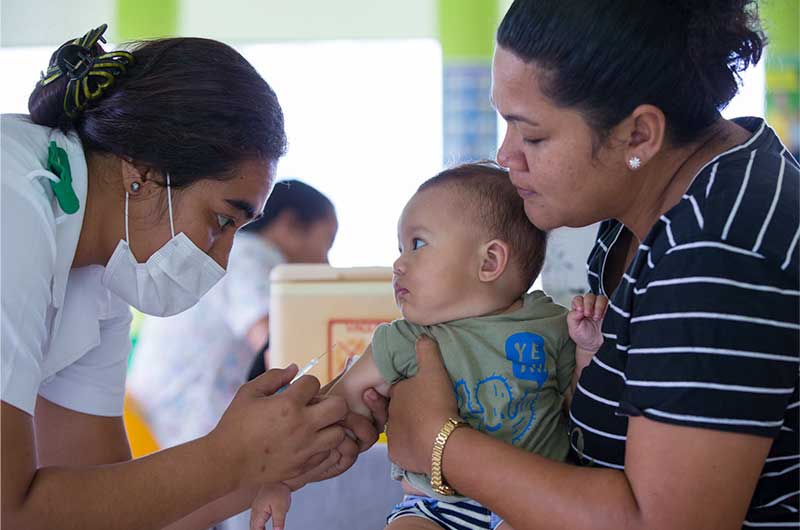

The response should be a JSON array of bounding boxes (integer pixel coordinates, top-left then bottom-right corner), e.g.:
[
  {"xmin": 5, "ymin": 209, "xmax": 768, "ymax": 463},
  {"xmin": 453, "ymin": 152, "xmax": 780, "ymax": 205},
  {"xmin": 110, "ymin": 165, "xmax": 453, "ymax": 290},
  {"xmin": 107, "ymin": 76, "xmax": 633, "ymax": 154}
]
[
  {"xmin": 438, "ymin": 0, "xmax": 499, "ymax": 62},
  {"xmin": 116, "ymin": 0, "xmax": 179, "ymax": 41},
  {"xmin": 761, "ymin": 0, "xmax": 799, "ymax": 58}
]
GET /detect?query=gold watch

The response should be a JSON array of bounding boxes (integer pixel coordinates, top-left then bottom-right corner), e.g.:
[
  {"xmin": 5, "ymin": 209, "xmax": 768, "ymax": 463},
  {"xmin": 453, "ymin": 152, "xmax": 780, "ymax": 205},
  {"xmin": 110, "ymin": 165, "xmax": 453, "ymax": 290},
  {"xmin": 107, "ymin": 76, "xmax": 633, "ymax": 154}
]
[{"xmin": 430, "ymin": 416, "xmax": 467, "ymax": 496}]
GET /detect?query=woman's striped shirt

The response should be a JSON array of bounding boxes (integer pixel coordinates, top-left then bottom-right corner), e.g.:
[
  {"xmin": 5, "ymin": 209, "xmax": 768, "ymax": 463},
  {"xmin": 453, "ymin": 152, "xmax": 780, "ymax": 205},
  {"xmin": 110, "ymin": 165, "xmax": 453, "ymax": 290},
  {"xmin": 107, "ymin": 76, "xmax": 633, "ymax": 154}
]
[{"xmin": 569, "ymin": 118, "xmax": 799, "ymax": 528}]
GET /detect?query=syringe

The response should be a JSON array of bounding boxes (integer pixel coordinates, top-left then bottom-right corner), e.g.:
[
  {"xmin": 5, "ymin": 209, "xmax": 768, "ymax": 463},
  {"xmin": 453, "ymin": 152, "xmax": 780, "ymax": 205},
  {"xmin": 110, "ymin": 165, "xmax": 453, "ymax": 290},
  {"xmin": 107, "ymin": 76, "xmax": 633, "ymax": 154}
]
[{"xmin": 275, "ymin": 350, "xmax": 329, "ymax": 394}]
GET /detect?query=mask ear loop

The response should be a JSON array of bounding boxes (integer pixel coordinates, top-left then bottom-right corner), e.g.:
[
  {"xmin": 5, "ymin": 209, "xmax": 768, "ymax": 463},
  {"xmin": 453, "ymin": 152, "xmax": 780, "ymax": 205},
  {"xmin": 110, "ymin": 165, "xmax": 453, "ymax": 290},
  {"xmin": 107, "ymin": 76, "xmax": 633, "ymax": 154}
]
[
  {"xmin": 124, "ymin": 191, "xmax": 130, "ymax": 243},
  {"xmin": 166, "ymin": 172, "xmax": 175, "ymax": 238}
]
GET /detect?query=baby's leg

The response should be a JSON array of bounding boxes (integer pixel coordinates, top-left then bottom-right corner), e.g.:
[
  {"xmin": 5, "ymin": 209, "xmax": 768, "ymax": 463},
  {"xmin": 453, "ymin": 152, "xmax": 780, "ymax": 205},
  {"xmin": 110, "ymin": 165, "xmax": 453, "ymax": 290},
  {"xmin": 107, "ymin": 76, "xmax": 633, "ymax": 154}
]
[{"xmin": 384, "ymin": 516, "xmax": 443, "ymax": 530}]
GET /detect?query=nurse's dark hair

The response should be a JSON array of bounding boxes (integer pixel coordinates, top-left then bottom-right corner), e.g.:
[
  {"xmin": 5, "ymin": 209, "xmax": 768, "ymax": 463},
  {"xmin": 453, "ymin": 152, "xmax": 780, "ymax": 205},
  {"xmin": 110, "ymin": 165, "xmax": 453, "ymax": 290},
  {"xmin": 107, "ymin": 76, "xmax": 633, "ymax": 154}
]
[
  {"xmin": 419, "ymin": 161, "xmax": 547, "ymax": 291},
  {"xmin": 497, "ymin": 0, "xmax": 765, "ymax": 147},
  {"xmin": 28, "ymin": 37, "xmax": 287, "ymax": 186},
  {"xmin": 241, "ymin": 179, "xmax": 335, "ymax": 234}
]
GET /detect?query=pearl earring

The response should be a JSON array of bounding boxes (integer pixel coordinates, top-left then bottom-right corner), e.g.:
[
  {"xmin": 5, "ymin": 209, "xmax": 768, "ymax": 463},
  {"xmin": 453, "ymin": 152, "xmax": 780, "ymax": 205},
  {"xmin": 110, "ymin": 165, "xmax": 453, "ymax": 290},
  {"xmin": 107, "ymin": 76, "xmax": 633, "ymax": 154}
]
[
  {"xmin": 130, "ymin": 182, "xmax": 141, "ymax": 192},
  {"xmin": 628, "ymin": 156, "xmax": 641, "ymax": 170}
]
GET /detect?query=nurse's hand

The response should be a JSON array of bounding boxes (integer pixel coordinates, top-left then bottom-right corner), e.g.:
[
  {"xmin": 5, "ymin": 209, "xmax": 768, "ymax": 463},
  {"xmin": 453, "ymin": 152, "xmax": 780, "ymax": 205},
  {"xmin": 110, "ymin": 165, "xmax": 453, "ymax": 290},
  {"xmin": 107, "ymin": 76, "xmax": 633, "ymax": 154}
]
[
  {"xmin": 209, "ymin": 365, "xmax": 348, "ymax": 488},
  {"xmin": 386, "ymin": 336, "xmax": 457, "ymax": 474},
  {"xmin": 288, "ymin": 394, "xmax": 381, "ymax": 485}
]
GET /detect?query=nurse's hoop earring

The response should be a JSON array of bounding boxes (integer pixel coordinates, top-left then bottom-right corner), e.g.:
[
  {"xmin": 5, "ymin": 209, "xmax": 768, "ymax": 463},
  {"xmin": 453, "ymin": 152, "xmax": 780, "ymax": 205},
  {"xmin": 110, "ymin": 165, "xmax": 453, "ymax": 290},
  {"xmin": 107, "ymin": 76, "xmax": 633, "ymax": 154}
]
[
  {"xmin": 130, "ymin": 182, "xmax": 141, "ymax": 193},
  {"xmin": 628, "ymin": 156, "xmax": 642, "ymax": 170}
]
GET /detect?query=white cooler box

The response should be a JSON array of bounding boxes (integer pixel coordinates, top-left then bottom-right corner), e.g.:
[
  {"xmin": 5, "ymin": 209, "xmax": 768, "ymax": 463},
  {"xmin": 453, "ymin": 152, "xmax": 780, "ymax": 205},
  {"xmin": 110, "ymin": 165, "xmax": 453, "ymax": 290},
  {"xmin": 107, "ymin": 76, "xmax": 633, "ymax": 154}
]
[{"xmin": 268, "ymin": 264, "xmax": 401, "ymax": 385}]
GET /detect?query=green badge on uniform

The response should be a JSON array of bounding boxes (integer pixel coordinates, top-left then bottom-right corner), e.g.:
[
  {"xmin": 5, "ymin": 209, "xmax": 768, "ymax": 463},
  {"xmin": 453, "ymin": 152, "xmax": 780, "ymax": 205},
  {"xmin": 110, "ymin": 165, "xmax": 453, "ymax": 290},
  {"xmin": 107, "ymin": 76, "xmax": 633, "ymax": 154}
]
[{"xmin": 46, "ymin": 141, "xmax": 80, "ymax": 214}]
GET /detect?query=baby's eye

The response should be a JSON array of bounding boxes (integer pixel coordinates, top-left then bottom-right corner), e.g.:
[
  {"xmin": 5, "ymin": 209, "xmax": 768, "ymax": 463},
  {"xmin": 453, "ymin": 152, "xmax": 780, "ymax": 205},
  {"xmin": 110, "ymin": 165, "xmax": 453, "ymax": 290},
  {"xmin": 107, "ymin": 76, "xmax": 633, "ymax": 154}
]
[
  {"xmin": 412, "ymin": 238, "xmax": 427, "ymax": 250},
  {"xmin": 216, "ymin": 214, "xmax": 235, "ymax": 230}
]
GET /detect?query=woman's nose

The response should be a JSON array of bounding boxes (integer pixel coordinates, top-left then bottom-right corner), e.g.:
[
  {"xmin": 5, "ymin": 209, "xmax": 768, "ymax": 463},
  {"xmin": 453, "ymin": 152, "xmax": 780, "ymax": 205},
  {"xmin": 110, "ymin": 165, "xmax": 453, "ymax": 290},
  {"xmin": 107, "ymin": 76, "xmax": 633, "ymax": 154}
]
[{"xmin": 497, "ymin": 129, "xmax": 527, "ymax": 171}]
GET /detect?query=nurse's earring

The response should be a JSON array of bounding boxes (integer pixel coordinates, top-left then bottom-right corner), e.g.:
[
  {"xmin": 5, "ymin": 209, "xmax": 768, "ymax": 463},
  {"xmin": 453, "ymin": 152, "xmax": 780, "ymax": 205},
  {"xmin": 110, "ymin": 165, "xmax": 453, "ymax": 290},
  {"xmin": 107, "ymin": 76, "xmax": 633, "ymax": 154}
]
[
  {"xmin": 628, "ymin": 156, "xmax": 642, "ymax": 170},
  {"xmin": 130, "ymin": 181, "xmax": 141, "ymax": 193}
]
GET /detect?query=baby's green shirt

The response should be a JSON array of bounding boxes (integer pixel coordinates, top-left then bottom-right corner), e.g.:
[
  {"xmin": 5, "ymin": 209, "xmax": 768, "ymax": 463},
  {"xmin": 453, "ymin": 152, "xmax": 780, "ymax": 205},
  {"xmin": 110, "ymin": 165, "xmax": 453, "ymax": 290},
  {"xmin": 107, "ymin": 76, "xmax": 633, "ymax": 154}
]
[{"xmin": 372, "ymin": 290, "xmax": 576, "ymax": 500}]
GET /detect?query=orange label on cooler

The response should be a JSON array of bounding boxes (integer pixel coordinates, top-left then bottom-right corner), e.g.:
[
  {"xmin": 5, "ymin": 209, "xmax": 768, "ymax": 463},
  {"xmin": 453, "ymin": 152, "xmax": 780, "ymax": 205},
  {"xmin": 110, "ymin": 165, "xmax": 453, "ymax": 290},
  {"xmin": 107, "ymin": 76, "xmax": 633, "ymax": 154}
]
[{"xmin": 327, "ymin": 319, "xmax": 390, "ymax": 379}]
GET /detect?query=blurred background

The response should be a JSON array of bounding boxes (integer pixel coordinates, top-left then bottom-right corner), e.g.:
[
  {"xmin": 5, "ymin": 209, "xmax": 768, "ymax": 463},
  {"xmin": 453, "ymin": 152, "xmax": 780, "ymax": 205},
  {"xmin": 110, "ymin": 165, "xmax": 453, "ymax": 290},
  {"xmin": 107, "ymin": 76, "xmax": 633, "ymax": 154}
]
[{"xmin": 3, "ymin": 0, "xmax": 795, "ymax": 274}]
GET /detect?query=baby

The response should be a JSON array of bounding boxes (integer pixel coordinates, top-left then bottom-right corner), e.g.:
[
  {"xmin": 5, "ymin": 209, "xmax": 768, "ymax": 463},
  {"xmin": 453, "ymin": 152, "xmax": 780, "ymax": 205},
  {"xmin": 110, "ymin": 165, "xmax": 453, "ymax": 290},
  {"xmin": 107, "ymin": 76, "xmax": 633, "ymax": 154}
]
[{"xmin": 249, "ymin": 161, "xmax": 607, "ymax": 530}]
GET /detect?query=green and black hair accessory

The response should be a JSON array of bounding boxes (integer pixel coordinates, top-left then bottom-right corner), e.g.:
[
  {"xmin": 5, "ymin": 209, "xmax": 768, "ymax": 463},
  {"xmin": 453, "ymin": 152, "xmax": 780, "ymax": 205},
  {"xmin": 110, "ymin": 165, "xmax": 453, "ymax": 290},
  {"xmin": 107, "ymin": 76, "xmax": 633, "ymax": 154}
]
[{"xmin": 38, "ymin": 24, "xmax": 135, "ymax": 119}]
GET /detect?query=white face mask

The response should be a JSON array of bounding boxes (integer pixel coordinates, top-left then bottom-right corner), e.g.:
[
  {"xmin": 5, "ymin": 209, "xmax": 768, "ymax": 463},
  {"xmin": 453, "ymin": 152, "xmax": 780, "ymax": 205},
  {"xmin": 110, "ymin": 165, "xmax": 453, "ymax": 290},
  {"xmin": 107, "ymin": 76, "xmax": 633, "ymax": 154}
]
[{"xmin": 101, "ymin": 174, "xmax": 226, "ymax": 316}]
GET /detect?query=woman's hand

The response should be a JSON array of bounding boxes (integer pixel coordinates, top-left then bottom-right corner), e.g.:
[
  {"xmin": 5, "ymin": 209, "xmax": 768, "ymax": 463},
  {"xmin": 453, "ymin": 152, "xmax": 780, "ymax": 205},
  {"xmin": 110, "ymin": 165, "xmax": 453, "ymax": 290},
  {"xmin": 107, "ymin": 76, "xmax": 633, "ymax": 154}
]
[
  {"xmin": 208, "ymin": 365, "xmax": 348, "ymax": 489},
  {"xmin": 385, "ymin": 336, "xmax": 457, "ymax": 474}
]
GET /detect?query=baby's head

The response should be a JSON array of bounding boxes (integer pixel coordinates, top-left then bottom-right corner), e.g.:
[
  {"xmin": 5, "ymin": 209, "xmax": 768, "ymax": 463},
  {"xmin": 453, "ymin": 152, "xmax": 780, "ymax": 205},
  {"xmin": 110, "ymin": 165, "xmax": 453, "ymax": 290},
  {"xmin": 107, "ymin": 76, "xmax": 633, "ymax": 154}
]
[{"xmin": 393, "ymin": 161, "xmax": 547, "ymax": 325}]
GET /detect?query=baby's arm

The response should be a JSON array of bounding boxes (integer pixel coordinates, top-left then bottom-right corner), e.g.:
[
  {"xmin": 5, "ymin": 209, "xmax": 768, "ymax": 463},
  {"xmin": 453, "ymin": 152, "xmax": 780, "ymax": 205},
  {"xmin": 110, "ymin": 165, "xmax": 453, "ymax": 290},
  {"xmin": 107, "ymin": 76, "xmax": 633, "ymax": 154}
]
[
  {"xmin": 249, "ymin": 482, "xmax": 290, "ymax": 530},
  {"xmin": 326, "ymin": 344, "xmax": 391, "ymax": 420},
  {"xmin": 264, "ymin": 348, "xmax": 391, "ymax": 498},
  {"xmin": 566, "ymin": 293, "xmax": 609, "ymax": 406}
]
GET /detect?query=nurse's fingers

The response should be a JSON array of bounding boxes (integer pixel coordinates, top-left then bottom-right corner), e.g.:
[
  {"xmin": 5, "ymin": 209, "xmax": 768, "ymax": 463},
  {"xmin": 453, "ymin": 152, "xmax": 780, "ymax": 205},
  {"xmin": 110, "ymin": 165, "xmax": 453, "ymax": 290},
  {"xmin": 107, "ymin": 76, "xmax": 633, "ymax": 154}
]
[
  {"xmin": 363, "ymin": 389, "xmax": 388, "ymax": 440},
  {"xmin": 305, "ymin": 424, "xmax": 347, "ymax": 458},
  {"xmin": 281, "ymin": 374, "xmax": 321, "ymax": 404},
  {"xmin": 296, "ymin": 450, "xmax": 331, "ymax": 476},
  {"xmin": 295, "ymin": 447, "xmax": 342, "ymax": 479},
  {"xmin": 308, "ymin": 394, "xmax": 348, "ymax": 430},
  {"xmin": 246, "ymin": 365, "xmax": 298, "ymax": 397},
  {"xmin": 343, "ymin": 407, "xmax": 381, "ymax": 451}
]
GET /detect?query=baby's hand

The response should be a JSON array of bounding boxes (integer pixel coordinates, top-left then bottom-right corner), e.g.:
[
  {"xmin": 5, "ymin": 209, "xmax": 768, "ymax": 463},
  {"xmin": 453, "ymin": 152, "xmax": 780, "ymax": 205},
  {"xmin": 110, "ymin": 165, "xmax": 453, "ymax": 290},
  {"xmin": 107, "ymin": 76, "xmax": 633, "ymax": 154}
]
[
  {"xmin": 567, "ymin": 293, "xmax": 609, "ymax": 353},
  {"xmin": 250, "ymin": 482, "xmax": 291, "ymax": 530}
]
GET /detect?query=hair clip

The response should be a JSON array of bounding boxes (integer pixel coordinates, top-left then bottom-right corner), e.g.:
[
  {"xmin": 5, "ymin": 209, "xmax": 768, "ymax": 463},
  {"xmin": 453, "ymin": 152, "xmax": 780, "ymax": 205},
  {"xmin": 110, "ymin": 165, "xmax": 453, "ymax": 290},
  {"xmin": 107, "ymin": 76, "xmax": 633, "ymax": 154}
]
[{"xmin": 38, "ymin": 24, "xmax": 135, "ymax": 119}]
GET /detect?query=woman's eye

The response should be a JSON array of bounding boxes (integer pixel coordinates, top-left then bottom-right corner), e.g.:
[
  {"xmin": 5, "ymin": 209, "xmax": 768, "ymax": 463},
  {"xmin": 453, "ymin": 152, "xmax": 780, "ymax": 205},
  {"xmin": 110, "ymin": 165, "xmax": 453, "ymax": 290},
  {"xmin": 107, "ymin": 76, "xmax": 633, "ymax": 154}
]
[
  {"xmin": 412, "ymin": 238, "xmax": 427, "ymax": 250},
  {"xmin": 216, "ymin": 214, "xmax": 234, "ymax": 230}
]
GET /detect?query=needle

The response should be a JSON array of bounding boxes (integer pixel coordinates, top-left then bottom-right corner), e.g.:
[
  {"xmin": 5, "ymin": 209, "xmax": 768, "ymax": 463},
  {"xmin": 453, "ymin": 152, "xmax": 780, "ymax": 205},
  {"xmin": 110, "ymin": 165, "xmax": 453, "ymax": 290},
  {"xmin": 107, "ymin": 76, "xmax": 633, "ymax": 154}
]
[{"xmin": 275, "ymin": 350, "xmax": 330, "ymax": 394}]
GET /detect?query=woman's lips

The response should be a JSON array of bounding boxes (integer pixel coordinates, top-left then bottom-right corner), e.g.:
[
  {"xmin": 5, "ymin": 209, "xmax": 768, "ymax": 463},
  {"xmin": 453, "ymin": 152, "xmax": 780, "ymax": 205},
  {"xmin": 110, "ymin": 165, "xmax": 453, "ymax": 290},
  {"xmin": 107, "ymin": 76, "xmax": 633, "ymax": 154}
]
[{"xmin": 515, "ymin": 187, "xmax": 537, "ymax": 199}]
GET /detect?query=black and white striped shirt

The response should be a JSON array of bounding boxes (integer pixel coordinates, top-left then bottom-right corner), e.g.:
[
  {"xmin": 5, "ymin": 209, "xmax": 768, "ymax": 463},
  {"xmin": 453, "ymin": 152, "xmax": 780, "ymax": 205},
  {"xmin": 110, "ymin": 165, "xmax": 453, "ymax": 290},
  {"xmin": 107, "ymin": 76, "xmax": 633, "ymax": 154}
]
[{"xmin": 569, "ymin": 118, "xmax": 799, "ymax": 528}]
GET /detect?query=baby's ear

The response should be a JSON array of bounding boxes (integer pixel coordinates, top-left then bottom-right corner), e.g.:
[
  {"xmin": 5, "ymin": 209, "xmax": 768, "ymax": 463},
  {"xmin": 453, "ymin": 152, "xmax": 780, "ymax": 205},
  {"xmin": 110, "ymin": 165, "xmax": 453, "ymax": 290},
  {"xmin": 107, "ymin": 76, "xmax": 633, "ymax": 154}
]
[{"xmin": 478, "ymin": 239, "xmax": 510, "ymax": 283}]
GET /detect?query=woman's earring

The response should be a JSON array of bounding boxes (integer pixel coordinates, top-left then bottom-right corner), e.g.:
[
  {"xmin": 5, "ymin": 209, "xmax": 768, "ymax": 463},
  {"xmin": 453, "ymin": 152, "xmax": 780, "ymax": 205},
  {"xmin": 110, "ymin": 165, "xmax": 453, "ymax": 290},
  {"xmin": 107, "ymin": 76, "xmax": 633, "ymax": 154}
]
[
  {"xmin": 130, "ymin": 182, "xmax": 141, "ymax": 193},
  {"xmin": 628, "ymin": 156, "xmax": 641, "ymax": 170}
]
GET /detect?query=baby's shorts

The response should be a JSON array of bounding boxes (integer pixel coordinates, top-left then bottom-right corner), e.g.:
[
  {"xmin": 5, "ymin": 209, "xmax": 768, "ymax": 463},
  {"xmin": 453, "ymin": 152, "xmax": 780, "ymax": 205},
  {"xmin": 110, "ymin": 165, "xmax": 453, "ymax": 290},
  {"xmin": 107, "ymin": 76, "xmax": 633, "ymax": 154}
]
[{"xmin": 387, "ymin": 494, "xmax": 503, "ymax": 530}]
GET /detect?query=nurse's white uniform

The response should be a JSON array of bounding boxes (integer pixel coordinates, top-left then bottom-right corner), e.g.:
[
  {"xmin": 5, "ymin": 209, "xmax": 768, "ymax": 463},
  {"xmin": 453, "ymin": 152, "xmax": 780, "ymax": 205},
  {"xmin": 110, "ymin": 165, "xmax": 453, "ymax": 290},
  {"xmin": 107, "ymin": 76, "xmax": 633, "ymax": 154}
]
[{"xmin": 1, "ymin": 114, "xmax": 132, "ymax": 417}]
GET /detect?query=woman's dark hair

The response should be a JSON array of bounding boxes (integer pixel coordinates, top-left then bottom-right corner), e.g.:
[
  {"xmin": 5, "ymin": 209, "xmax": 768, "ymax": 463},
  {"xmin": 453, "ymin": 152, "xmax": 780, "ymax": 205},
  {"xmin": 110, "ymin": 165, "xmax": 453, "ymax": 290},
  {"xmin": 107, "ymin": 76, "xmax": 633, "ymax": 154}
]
[
  {"xmin": 242, "ymin": 179, "xmax": 335, "ymax": 233},
  {"xmin": 29, "ymin": 35, "xmax": 287, "ymax": 187},
  {"xmin": 420, "ymin": 161, "xmax": 547, "ymax": 290},
  {"xmin": 497, "ymin": 0, "xmax": 765, "ymax": 147}
]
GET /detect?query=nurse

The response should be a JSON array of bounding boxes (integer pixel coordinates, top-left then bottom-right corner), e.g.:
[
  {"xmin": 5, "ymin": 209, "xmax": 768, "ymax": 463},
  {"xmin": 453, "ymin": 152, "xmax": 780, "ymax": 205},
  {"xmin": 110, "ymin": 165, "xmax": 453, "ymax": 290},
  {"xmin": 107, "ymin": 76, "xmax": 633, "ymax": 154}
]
[{"xmin": 1, "ymin": 25, "xmax": 376, "ymax": 529}]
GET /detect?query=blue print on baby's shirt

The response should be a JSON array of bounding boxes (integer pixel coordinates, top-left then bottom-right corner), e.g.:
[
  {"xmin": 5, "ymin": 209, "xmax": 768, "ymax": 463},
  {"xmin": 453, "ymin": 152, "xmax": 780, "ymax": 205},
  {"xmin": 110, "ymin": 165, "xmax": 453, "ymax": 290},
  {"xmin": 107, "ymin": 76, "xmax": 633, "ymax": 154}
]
[
  {"xmin": 454, "ymin": 376, "xmax": 541, "ymax": 444},
  {"xmin": 505, "ymin": 332, "xmax": 548, "ymax": 387},
  {"xmin": 451, "ymin": 332, "xmax": 548, "ymax": 445}
]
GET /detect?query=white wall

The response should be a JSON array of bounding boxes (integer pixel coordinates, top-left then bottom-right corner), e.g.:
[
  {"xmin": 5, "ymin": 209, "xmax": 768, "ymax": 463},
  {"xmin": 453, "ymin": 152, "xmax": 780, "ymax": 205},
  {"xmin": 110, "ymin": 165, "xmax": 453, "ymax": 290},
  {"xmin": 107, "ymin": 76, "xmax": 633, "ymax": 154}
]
[
  {"xmin": 181, "ymin": 0, "xmax": 436, "ymax": 43},
  {"xmin": 1, "ymin": 0, "xmax": 116, "ymax": 46},
  {"xmin": 0, "ymin": 0, "xmax": 436, "ymax": 47}
]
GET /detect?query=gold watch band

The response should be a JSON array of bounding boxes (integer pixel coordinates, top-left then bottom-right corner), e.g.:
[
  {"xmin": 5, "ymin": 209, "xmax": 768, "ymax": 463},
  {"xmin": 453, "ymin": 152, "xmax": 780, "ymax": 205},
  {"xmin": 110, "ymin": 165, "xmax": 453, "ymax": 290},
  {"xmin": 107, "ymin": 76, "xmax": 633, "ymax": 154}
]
[{"xmin": 430, "ymin": 416, "xmax": 467, "ymax": 496}]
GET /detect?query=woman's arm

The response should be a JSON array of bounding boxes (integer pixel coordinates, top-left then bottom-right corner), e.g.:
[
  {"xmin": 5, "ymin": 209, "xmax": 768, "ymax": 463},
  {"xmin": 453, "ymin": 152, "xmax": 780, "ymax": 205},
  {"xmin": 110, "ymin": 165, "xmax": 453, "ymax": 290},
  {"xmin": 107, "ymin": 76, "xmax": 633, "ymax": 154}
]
[
  {"xmin": 386, "ymin": 337, "xmax": 771, "ymax": 530},
  {"xmin": 1, "ymin": 366, "xmax": 349, "ymax": 530}
]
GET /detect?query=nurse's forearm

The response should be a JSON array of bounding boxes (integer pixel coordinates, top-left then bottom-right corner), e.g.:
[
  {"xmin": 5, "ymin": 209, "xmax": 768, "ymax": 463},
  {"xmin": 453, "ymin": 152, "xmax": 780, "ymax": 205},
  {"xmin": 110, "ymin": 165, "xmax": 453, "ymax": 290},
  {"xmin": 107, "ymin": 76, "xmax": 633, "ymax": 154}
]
[{"xmin": 10, "ymin": 435, "xmax": 240, "ymax": 530}]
